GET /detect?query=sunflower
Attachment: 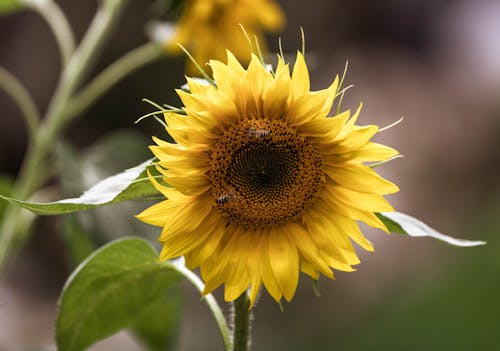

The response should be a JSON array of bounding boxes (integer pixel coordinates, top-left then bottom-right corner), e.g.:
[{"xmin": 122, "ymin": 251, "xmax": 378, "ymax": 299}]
[
  {"xmin": 167, "ymin": 0, "xmax": 284, "ymax": 73},
  {"xmin": 137, "ymin": 50, "xmax": 399, "ymax": 306}
]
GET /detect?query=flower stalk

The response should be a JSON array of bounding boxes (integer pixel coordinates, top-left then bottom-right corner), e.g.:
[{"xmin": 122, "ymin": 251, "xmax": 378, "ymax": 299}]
[
  {"xmin": 25, "ymin": 0, "xmax": 76, "ymax": 66},
  {"xmin": 0, "ymin": 66, "xmax": 40, "ymax": 139},
  {"xmin": 164, "ymin": 259, "xmax": 232, "ymax": 351},
  {"xmin": 232, "ymin": 291, "xmax": 252, "ymax": 351},
  {"xmin": 65, "ymin": 41, "xmax": 164, "ymax": 120}
]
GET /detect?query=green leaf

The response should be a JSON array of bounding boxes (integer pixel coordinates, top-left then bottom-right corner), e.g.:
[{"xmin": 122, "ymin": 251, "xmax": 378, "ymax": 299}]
[
  {"xmin": 61, "ymin": 216, "xmax": 96, "ymax": 268},
  {"xmin": 131, "ymin": 286, "xmax": 183, "ymax": 351},
  {"xmin": 0, "ymin": 159, "xmax": 161, "ymax": 215},
  {"xmin": 375, "ymin": 212, "xmax": 404, "ymax": 233},
  {"xmin": 377, "ymin": 211, "xmax": 486, "ymax": 247},
  {"xmin": 0, "ymin": 0, "xmax": 24, "ymax": 14},
  {"xmin": 56, "ymin": 237, "xmax": 182, "ymax": 351}
]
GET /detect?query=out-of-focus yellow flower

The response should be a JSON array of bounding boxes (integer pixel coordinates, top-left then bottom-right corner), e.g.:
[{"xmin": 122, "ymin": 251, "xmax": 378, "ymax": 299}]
[
  {"xmin": 137, "ymin": 49, "xmax": 399, "ymax": 306},
  {"xmin": 167, "ymin": 0, "xmax": 285, "ymax": 73}
]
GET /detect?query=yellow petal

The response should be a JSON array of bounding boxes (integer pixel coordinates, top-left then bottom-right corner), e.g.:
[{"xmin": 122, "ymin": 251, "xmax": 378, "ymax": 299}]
[
  {"xmin": 291, "ymin": 51, "xmax": 310, "ymax": 98},
  {"xmin": 263, "ymin": 63, "xmax": 290, "ymax": 119},
  {"xmin": 275, "ymin": 55, "xmax": 287, "ymax": 73},
  {"xmin": 210, "ymin": 58, "xmax": 242, "ymax": 98},
  {"xmin": 286, "ymin": 88, "xmax": 336, "ymax": 126},
  {"xmin": 185, "ymin": 77, "xmax": 211, "ymax": 95},
  {"xmin": 333, "ymin": 103, "xmax": 363, "ymax": 141},
  {"xmin": 160, "ymin": 210, "xmax": 221, "ymax": 260},
  {"xmin": 157, "ymin": 153, "xmax": 210, "ymax": 173},
  {"xmin": 325, "ymin": 182, "xmax": 394, "ymax": 213},
  {"xmin": 325, "ymin": 142, "xmax": 399, "ymax": 163},
  {"xmin": 326, "ymin": 125, "xmax": 378, "ymax": 154},
  {"xmin": 201, "ymin": 234, "xmax": 236, "ymax": 295},
  {"xmin": 184, "ymin": 219, "xmax": 227, "ymax": 269},
  {"xmin": 298, "ymin": 110, "xmax": 349, "ymax": 138},
  {"xmin": 176, "ymin": 89, "xmax": 210, "ymax": 112},
  {"xmin": 329, "ymin": 213, "xmax": 375, "ymax": 252},
  {"xmin": 259, "ymin": 232, "xmax": 282, "ymax": 302},
  {"xmin": 247, "ymin": 233, "xmax": 263, "ymax": 306},
  {"xmin": 325, "ymin": 163, "xmax": 399, "ymax": 194},
  {"xmin": 305, "ymin": 199, "xmax": 361, "ymax": 266},
  {"xmin": 224, "ymin": 233, "xmax": 253, "ymax": 301},
  {"xmin": 244, "ymin": 54, "xmax": 273, "ymax": 118},
  {"xmin": 320, "ymin": 189, "xmax": 389, "ymax": 231},
  {"xmin": 290, "ymin": 77, "xmax": 339, "ymax": 126},
  {"xmin": 268, "ymin": 226, "xmax": 299, "ymax": 302},
  {"xmin": 144, "ymin": 169, "xmax": 182, "ymax": 200},
  {"xmin": 225, "ymin": 50, "xmax": 245, "ymax": 73},
  {"xmin": 318, "ymin": 250, "xmax": 355, "ymax": 272},
  {"xmin": 201, "ymin": 225, "xmax": 244, "ymax": 283},
  {"xmin": 299, "ymin": 257, "xmax": 320, "ymax": 280},
  {"xmin": 320, "ymin": 76, "xmax": 340, "ymax": 116},
  {"xmin": 150, "ymin": 142, "xmax": 205, "ymax": 161},
  {"xmin": 158, "ymin": 194, "xmax": 213, "ymax": 242},
  {"xmin": 224, "ymin": 260, "xmax": 250, "ymax": 301},
  {"xmin": 136, "ymin": 200, "xmax": 177, "ymax": 227},
  {"xmin": 284, "ymin": 222, "xmax": 333, "ymax": 278},
  {"xmin": 165, "ymin": 125, "xmax": 211, "ymax": 150},
  {"xmin": 161, "ymin": 171, "xmax": 211, "ymax": 196},
  {"xmin": 163, "ymin": 110, "xmax": 190, "ymax": 129}
]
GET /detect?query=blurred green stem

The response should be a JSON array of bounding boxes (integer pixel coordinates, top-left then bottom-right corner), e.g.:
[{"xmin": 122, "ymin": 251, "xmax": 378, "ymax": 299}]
[
  {"xmin": 0, "ymin": 66, "xmax": 40, "ymax": 139},
  {"xmin": 233, "ymin": 291, "xmax": 251, "ymax": 351},
  {"xmin": 66, "ymin": 42, "xmax": 165, "ymax": 119},
  {"xmin": 44, "ymin": 0, "xmax": 127, "ymax": 130},
  {"xmin": 27, "ymin": 0, "xmax": 76, "ymax": 66},
  {"xmin": 0, "ymin": 0, "xmax": 130, "ymax": 273},
  {"xmin": 164, "ymin": 259, "xmax": 232, "ymax": 351}
]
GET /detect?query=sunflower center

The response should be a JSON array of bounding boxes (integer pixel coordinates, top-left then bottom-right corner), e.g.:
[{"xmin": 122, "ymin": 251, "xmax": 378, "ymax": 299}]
[{"xmin": 209, "ymin": 120, "xmax": 324, "ymax": 226}]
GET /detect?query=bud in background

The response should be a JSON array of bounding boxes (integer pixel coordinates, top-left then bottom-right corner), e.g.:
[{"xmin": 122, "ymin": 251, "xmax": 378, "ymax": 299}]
[{"xmin": 165, "ymin": 0, "xmax": 285, "ymax": 74}]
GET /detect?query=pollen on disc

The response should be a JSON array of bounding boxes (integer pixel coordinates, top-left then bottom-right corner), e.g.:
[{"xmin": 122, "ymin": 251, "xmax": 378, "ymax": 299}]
[{"xmin": 209, "ymin": 119, "xmax": 324, "ymax": 226}]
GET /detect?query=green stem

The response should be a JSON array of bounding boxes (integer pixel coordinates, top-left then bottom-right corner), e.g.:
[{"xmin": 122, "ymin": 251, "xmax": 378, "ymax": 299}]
[
  {"xmin": 66, "ymin": 42, "xmax": 165, "ymax": 120},
  {"xmin": 0, "ymin": 0, "xmax": 129, "ymax": 274},
  {"xmin": 44, "ymin": 0, "xmax": 128, "ymax": 131},
  {"xmin": 164, "ymin": 259, "xmax": 232, "ymax": 351},
  {"xmin": 232, "ymin": 291, "xmax": 252, "ymax": 351},
  {"xmin": 0, "ymin": 66, "xmax": 40, "ymax": 139},
  {"xmin": 28, "ymin": 0, "xmax": 76, "ymax": 66}
]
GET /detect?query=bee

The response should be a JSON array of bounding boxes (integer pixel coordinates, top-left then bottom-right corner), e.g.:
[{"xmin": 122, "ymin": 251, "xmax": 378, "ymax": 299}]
[
  {"xmin": 248, "ymin": 128, "xmax": 270, "ymax": 139},
  {"xmin": 215, "ymin": 193, "xmax": 236, "ymax": 205}
]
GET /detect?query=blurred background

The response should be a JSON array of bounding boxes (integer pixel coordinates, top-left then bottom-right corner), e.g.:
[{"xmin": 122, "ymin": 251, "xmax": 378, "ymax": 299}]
[{"xmin": 0, "ymin": 0, "xmax": 499, "ymax": 350}]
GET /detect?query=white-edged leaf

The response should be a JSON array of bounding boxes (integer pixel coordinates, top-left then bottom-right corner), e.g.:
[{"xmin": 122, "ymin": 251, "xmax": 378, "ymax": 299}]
[
  {"xmin": 0, "ymin": 159, "xmax": 160, "ymax": 215},
  {"xmin": 377, "ymin": 211, "xmax": 486, "ymax": 247},
  {"xmin": 59, "ymin": 159, "xmax": 154, "ymax": 205},
  {"xmin": 55, "ymin": 131, "xmax": 160, "ymax": 242}
]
